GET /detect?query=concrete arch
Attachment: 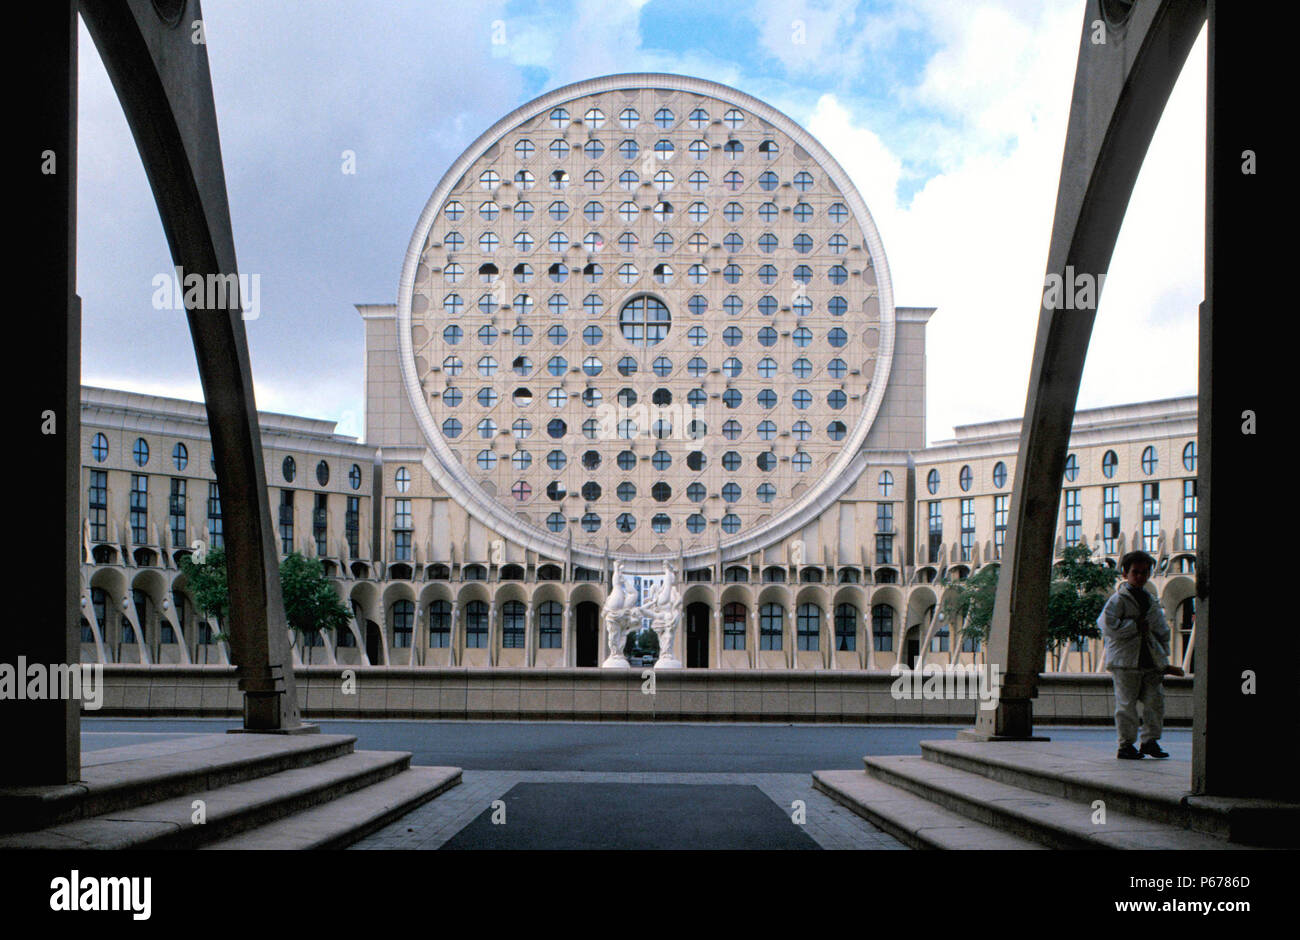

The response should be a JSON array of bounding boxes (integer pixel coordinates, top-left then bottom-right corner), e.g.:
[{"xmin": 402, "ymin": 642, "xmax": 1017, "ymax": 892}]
[
  {"xmin": 681, "ymin": 583, "xmax": 716, "ymax": 609},
  {"xmin": 719, "ymin": 584, "xmax": 755, "ymax": 608},
  {"xmin": 530, "ymin": 582, "xmax": 567, "ymax": 607},
  {"xmin": 348, "ymin": 581, "xmax": 382, "ymax": 624},
  {"xmin": 795, "ymin": 584, "xmax": 829, "ymax": 607},
  {"xmin": 978, "ymin": 1, "xmax": 1206, "ymax": 738},
  {"xmin": 567, "ymin": 582, "xmax": 606, "ymax": 607},
  {"xmin": 832, "ymin": 585, "xmax": 868, "ymax": 610},
  {"xmin": 493, "ymin": 582, "xmax": 531, "ymax": 606},
  {"xmin": 419, "ymin": 582, "xmax": 455, "ymax": 607},
  {"xmin": 456, "ymin": 582, "xmax": 493, "ymax": 606},
  {"xmin": 80, "ymin": 0, "xmax": 300, "ymax": 729}
]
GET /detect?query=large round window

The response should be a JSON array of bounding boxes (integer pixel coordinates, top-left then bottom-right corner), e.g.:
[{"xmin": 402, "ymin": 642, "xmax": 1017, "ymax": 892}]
[{"xmin": 618, "ymin": 295, "xmax": 671, "ymax": 346}]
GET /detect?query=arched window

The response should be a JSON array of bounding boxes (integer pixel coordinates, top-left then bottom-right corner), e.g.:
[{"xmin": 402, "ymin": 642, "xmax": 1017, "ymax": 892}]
[
  {"xmin": 282, "ymin": 455, "xmax": 296, "ymax": 482},
  {"xmin": 465, "ymin": 601, "xmax": 488, "ymax": 648},
  {"xmin": 463, "ymin": 564, "xmax": 487, "ymax": 581},
  {"xmin": 391, "ymin": 600, "xmax": 414, "ymax": 648},
  {"xmin": 835, "ymin": 604, "xmax": 858, "ymax": 651},
  {"xmin": 502, "ymin": 601, "xmax": 526, "ymax": 648},
  {"xmin": 759, "ymin": 604, "xmax": 784, "ymax": 650},
  {"xmin": 428, "ymin": 600, "xmax": 451, "ymax": 648},
  {"xmin": 926, "ymin": 468, "xmax": 939, "ymax": 494},
  {"xmin": 993, "ymin": 461, "xmax": 1008, "ymax": 488},
  {"xmin": 723, "ymin": 603, "xmax": 747, "ymax": 650},
  {"xmin": 537, "ymin": 564, "xmax": 563, "ymax": 581},
  {"xmin": 799, "ymin": 567, "xmax": 823, "ymax": 583},
  {"xmin": 1182, "ymin": 441, "xmax": 1197, "ymax": 472},
  {"xmin": 762, "ymin": 566, "xmax": 786, "ymax": 583},
  {"xmin": 872, "ymin": 605, "xmax": 894, "ymax": 651},
  {"xmin": 796, "ymin": 604, "xmax": 821, "ymax": 650},
  {"xmin": 1141, "ymin": 445, "xmax": 1158, "ymax": 475},
  {"xmin": 724, "ymin": 566, "xmax": 749, "ymax": 583},
  {"xmin": 91, "ymin": 432, "xmax": 109, "ymax": 462},
  {"xmin": 1102, "ymin": 450, "xmax": 1118, "ymax": 478}
]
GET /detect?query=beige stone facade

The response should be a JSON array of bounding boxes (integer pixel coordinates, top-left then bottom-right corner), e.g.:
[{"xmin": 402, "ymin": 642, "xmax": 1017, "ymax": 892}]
[{"xmin": 77, "ymin": 76, "xmax": 1198, "ymax": 676}]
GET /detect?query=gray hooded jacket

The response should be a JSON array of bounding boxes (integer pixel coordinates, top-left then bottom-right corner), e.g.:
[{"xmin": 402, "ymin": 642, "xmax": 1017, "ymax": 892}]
[{"xmin": 1097, "ymin": 581, "xmax": 1170, "ymax": 670}]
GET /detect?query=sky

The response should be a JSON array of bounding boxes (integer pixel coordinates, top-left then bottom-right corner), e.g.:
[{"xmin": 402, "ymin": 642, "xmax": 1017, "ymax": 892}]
[{"xmin": 76, "ymin": 0, "xmax": 1205, "ymax": 445}]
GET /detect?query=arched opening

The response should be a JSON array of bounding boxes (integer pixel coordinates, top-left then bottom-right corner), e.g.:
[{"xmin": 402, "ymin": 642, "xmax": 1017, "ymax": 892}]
[
  {"xmin": 904, "ymin": 624, "xmax": 921, "ymax": 667},
  {"xmin": 575, "ymin": 601, "xmax": 599, "ymax": 666},
  {"xmin": 365, "ymin": 620, "xmax": 383, "ymax": 665},
  {"xmin": 685, "ymin": 602, "xmax": 709, "ymax": 668}
]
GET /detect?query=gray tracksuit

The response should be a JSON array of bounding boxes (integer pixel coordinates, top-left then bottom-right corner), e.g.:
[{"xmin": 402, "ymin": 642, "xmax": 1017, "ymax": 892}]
[{"xmin": 1098, "ymin": 582, "xmax": 1171, "ymax": 746}]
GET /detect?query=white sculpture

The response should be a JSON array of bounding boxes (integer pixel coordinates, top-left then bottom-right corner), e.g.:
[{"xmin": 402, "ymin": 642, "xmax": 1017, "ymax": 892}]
[
  {"xmin": 601, "ymin": 560, "xmax": 684, "ymax": 668},
  {"xmin": 790, "ymin": 539, "xmax": 805, "ymax": 566}
]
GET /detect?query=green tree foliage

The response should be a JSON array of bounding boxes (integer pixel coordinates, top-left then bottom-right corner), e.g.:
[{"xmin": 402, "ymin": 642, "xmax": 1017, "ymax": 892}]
[
  {"xmin": 940, "ymin": 563, "xmax": 999, "ymax": 654},
  {"xmin": 1046, "ymin": 544, "xmax": 1115, "ymax": 667},
  {"xmin": 279, "ymin": 552, "xmax": 352, "ymax": 656},
  {"xmin": 179, "ymin": 546, "xmax": 230, "ymax": 641},
  {"xmin": 939, "ymin": 545, "xmax": 1115, "ymax": 666},
  {"xmin": 178, "ymin": 549, "xmax": 352, "ymax": 662}
]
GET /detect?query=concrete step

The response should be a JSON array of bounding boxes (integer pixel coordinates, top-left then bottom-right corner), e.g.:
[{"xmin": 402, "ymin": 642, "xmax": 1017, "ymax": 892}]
[
  {"xmin": 920, "ymin": 739, "xmax": 1299, "ymax": 847},
  {"xmin": 813, "ymin": 770, "xmax": 1046, "ymax": 850},
  {"xmin": 203, "ymin": 766, "xmax": 463, "ymax": 850},
  {"xmin": 0, "ymin": 750, "xmax": 413, "ymax": 849},
  {"xmin": 864, "ymin": 755, "xmax": 1247, "ymax": 850},
  {"xmin": 0, "ymin": 733, "xmax": 357, "ymax": 833}
]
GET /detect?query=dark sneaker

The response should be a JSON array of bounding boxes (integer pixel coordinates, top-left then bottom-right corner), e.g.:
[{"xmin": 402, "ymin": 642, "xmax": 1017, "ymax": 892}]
[
  {"xmin": 1140, "ymin": 741, "xmax": 1170, "ymax": 759},
  {"xmin": 1117, "ymin": 744, "xmax": 1144, "ymax": 760}
]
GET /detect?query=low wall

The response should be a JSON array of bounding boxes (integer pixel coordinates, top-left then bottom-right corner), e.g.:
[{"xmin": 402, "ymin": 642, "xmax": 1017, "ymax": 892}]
[{"xmin": 90, "ymin": 666, "xmax": 1194, "ymax": 725}]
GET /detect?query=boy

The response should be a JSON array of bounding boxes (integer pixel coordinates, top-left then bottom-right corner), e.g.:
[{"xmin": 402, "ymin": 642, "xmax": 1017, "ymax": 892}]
[{"xmin": 1098, "ymin": 550, "xmax": 1175, "ymax": 759}]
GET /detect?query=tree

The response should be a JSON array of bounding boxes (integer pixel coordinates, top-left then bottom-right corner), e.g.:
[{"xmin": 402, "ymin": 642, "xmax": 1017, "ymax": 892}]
[
  {"xmin": 939, "ymin": 545, "xmax": 1115, "ymax": 669},
  {"xmin": 940, "ymin": 563, "xmax": 999, "ymax": 661},
  {"xmin": 279, "ymin": 552, "xmax": 352, "ymax": 664},
  {"xmin": 178, "ymin": 548, "xmax": 352, "ymax": 665},
  {"xmin": 1046, "ymin": 544, "xmax": 1115, "ymax": 670},
  {"xmin": 179, "ymin": 546, "xmax": 230, "ymax": 664}
]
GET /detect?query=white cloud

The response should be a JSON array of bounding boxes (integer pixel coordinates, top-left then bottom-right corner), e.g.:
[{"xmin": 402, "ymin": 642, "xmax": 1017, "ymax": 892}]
[{"xmin": 797, "ymin": 2, "xmax": 1204, "ymax": 443}]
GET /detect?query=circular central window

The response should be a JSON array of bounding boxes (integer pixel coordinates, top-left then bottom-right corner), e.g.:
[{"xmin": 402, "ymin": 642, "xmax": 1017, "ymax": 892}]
[{"xmin": 619, "ymin": 296, "xmax": 671, "ymax": 346}]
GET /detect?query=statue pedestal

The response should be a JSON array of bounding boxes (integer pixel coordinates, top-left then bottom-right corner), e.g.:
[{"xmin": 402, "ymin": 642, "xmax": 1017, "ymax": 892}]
[
  {"xmin": 601, "ymin": 653, "xmax": 630, "ymax": 668},
  {"xmin": 653, "ymin": 655, "xmax": 682, "ymax": 669}
]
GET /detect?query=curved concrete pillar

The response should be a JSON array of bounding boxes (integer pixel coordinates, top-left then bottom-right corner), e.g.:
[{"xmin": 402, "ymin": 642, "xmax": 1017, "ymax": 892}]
[
  {"xmin": 974, "ymin": 0, "xmax": 1205, "ymax": 739},
  {"xmin": 79, "ymin": 0, "xmax": 301, "ymax": 730}
]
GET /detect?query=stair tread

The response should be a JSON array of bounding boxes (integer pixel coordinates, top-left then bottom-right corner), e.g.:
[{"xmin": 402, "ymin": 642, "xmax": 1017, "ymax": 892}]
[
  {"xmin": 0, "ymin": 751, "xmax": 409, "ymax": 850},
  {"xmin": 866, "ymin": 755, "xmax": 1242, "ymax": 849},
  {"xmin": 203, "ymin": 766, "xmax": 462, "ymax": 850},
  {"xmin": 813, "ymin": 770, "xmax": 1047, "ymax": 850},
  {"xmin": 1, "ymin": 733, "xmax": 358, "ymax": 830},
  {"xmin": 920, "ymin": 739, "xmax": 1193, "ymax": 808}
]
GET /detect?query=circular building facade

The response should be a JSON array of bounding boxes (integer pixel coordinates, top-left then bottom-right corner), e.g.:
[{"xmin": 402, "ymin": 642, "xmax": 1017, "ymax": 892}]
[{"xmin": 397, "ymin": 74, "xmax": 895, "ymax": 573}]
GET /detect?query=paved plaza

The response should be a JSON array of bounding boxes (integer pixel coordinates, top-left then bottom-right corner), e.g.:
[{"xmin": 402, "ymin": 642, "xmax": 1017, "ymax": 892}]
[{"xmin": 78, "ymin": 719, "xmax": 1192, "ymax": 849}]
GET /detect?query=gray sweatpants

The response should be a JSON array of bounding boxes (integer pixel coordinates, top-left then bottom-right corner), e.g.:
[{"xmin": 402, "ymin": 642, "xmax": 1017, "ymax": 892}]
[{"xmin": 1110, "ymin": 668, "xmax": 1165, "ymax": 746}]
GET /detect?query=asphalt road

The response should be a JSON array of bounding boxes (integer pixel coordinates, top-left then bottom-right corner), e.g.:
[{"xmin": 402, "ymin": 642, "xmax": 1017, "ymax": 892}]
[{"xmin": 80, "ymin": 718, "xmax": 1193, "ymax": 770}]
